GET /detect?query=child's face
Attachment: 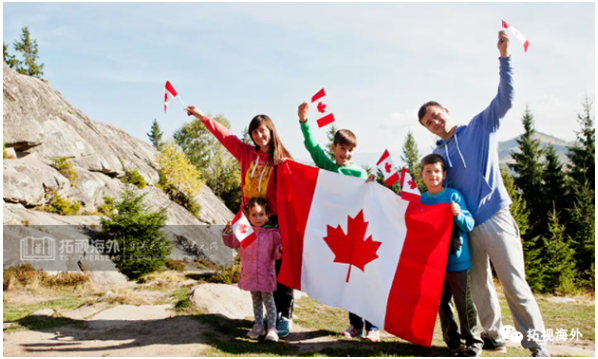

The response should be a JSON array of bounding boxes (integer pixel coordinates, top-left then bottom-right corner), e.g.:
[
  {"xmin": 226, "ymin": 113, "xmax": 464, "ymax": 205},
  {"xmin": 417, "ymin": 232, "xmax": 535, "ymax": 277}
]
[
  {"xmin": 421, "ymin": 162, "xmax": 446, "ymax": 191},
  {"xmin": 251, "ymin": 124, "xmax": 271, "ymax": 150},
  {"xmin": 331, "ymin": 143, "xmax": 355, "ymax": 166},
  {"xmin": 247, "ymin": 204, "xmax": 268, "ymax": 227}
]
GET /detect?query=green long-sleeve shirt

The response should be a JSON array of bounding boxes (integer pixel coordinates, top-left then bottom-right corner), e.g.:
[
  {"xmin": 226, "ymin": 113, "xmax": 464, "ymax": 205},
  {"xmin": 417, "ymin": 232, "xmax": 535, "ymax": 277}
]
[{"xmin": 300, "ymin": 120, "xmax": 368, "ymax": 179}]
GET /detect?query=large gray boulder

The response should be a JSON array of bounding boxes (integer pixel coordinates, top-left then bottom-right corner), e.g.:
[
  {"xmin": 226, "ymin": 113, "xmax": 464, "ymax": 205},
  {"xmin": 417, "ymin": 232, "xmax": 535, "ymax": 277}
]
[{"xmin": 3, "ymin": 62, "xmax": 236, "ymax": 278}]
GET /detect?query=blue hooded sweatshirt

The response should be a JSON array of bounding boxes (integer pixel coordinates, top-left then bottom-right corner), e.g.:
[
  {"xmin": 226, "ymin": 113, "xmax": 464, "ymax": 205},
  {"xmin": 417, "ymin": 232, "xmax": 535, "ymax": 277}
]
[
  {"xmin": 421, "ymin": 188, "xmax": 474, "ymax": 272},
  {"xmin": 433, "ymin": 57, "xmax": 514, "ymax": 226}
]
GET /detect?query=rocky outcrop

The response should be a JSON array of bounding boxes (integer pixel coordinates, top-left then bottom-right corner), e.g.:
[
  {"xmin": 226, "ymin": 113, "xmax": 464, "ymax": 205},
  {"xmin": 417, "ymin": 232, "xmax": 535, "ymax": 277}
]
[{"xmin": 3, "ymin": 62, "xmax": 236, "ymax": 278}]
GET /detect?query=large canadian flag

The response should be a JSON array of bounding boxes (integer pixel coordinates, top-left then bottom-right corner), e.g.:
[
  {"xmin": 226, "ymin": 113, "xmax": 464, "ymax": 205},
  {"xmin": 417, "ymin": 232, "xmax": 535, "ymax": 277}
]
[{"xmin": 277, "ymin": 161, "xmax": 453, "ymax": 347}]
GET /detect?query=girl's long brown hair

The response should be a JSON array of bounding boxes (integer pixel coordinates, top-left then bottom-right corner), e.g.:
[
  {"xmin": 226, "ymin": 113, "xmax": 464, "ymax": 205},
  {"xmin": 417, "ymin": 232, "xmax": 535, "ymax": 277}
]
[{"xmin": 248, "ymin": 115, "xmax": 293, "ymax": 165}]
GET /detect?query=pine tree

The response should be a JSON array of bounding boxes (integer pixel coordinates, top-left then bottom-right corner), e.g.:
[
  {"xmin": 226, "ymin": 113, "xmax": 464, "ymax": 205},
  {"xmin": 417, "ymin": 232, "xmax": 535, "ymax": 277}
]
[
  {"xmin": 542, "ymin": 208, "xmax": 577, "ymax": 294},
  {"xmin": 147, "ymin": 119, "xmax": 164, "ymax": 151},
  {"xmin": 501, "ymin": 166, "xmax": 545, "ymax": 292},
  {"xmin": 542, "ymin": 145, "xmax": 568, "ymax": 224},
  {"xmin": 508, "ymin": 107, "xmax": 545, "ymax": 238},
  {"xmin": 13, "ymin": 27, "xmax": 44, "ymax": 79},
  {"xmin": 565, "ymin": 99, "xmax": 595, "ymax": 289},
  {"xmin": 400, "ymin": 131, "xmax": 425, "ymax": 192},
  {"xmin": 99, "ymin": 185, "xmax": 171, "ymax": 280},
  {"xmin": 567, "ymin": 182, "xmax": 595, "ymax": 289},
  {"xmin": 567, "ymin": 98, "xmax": 595, "ymax": 192},
  {"xmin": 3, "ymin": 41, "xmax": 19, "ymax": 68},
  {"xmin": 325, "ymin": 124, "xmax": 338, "ymax": 161}
]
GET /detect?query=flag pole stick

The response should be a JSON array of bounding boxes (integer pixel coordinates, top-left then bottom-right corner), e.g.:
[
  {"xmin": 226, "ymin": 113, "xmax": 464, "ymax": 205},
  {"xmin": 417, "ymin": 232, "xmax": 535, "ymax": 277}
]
[{"xmin": 177, "ymin": 95, "xmax": 187, "ymax": 109}]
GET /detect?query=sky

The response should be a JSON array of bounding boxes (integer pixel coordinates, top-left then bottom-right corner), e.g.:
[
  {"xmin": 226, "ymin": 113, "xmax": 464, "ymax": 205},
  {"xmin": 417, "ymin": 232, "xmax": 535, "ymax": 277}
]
[{"xmin": 3, "ymin": 2, "xmax": 595, "ymax": 167}]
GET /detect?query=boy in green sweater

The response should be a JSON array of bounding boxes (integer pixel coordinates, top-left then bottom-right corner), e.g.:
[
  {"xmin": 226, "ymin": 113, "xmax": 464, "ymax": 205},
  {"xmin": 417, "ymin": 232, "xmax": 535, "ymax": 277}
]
[{"xmin": 297, "ymin": 102, "xmax": 379, "ymax": 342}]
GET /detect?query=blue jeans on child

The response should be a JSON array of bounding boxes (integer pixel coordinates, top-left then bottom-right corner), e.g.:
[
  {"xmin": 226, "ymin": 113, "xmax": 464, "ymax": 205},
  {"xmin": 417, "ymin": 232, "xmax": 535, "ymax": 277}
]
[{"xmin": 349, "ymin": 312, "xmax": 378, "ymax": 331}]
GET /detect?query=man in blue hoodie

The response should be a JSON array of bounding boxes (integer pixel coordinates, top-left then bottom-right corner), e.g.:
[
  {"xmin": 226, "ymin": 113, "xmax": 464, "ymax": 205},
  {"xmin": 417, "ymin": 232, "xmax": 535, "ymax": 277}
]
[{"xmin": 417, "ymin": 31, "xmax": 549, "ymax": 357}]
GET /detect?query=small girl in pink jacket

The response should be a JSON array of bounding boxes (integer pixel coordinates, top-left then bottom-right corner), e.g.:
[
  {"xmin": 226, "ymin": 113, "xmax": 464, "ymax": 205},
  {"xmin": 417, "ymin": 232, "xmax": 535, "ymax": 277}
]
[{"xmin": 223, "ymin": 197, "xmax": 283, "ymax": 342}]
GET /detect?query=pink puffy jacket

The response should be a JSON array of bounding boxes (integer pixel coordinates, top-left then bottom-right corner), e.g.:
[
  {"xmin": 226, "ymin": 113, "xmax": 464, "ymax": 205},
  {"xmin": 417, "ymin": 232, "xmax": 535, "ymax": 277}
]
[{"xmin": 222, "ymin": 227, "xmax": 282, "ymax": 293}]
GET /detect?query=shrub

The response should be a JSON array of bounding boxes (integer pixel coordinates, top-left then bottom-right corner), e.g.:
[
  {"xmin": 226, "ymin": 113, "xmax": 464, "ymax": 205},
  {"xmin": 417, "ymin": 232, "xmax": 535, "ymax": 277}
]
[
  {"xmin": 97, "ymin": 196, "xmax": 116, "ymax": 216},
  {"xmin": 46, "ymin": 193, "xmax": 81, "ymax": 216},
  {"xmin": 156, "ymin": 142, "xmax": 203, "ymax": 219},
  {"xmin": 98, "ymin": 185, "xmax": 171, "ymax": 280},
  {"xmin": 3, "ymin": 264, "xmax": 90, "ymax": 290},
  {"xmin": 122, "ymin": 168, "xmax": 147, "ymax": 189},
  {"xmin": 3, "ymin": 142, "xmax": 7, "ymax": 159},
  {"xmin": 166, "ymin": 260, "xmax": 186, "ymax": 272},
  {"xmin": 51, "ymin": 157, "xmax": 79, "ymax": 186},
  {"xmin": 207, "ymin": 264, "xmax": 240, "ymax": 285}
]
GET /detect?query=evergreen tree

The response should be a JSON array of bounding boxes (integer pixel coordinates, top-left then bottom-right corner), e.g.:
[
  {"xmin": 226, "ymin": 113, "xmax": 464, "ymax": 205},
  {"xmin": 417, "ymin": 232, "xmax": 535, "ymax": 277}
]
[
  {"xmin": 565, "ymin": 99, "xmax": 595, "ymax": 289},
  {"xmin": 99, "ymin": 185, "xmax": 171, "ymax": 280},
  {"xmin": 147, "ymin": 119, "xmax": 164, "ymax": 151},
  {"xmin": 567, "ymin": 98, "xmax": 595, "ymax": 192},
  {"xmin": 400, "ymin": 131, "xmax": 425, "ymax": 192},
  {"xmin": 508, "ymin": 107, "xmax": 545, "ymax": 238},
  {"xmin": 13, "ymin": 27, "xmax": 44, "ymax": 79},
  {"xmin": 325, "ymin": 124, "xmax": 338, "ymax": 161},
  {"xmin": 567, "ymin": 182, "xmax": 595, "ymax": 289},
  {"xmin": 501, "ymin": 166, "xmax": 544, "ymax": 292},
  {"xmin": 3, "ymin": 41, "xmax": 19, "ymax": 68},
  {"xmin": 542, "ymin": 144, "xmax": 568, "ymax": 222},
  {"xmin": 173, "ymin": 115, "xmax": 242, "ymax": 213},
  {"xmin": 542, "ymin": 208, "xmax": 577, "ymax": 294}
]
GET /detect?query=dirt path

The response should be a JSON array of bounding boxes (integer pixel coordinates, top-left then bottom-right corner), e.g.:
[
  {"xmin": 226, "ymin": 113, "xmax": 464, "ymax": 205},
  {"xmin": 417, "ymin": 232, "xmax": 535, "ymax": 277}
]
[{"xmin": 3, "ymin": 284, "xmax": 595, "ymax": 357}]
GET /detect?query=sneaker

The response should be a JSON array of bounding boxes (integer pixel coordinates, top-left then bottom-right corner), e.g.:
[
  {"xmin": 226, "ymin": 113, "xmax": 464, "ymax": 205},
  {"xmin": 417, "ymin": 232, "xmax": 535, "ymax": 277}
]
[
  {"xmin": 246, "ymin": 323, "xmax": 265, "ymax": 339},
  {"xmin": 342, "ymin": 325, "xmax": 363, "ymax": 339},
  {"xmin": 276, "ymin": 317, "xmax": 292, "ymax": 338},
  {"xmin": 365, "ymin": 329, "xmax": 380, "ymax": 342},
  {"xmin": 265, "ymin": 328, "xmax": 279, "ymax": 342},
  {"xmin": 532, "ymin": 348, "xmax": 551, "ymax": 357},
  {"xmin": 458, "ymin": 346, "xmax": 481, "ymax": 357},
  {"xmin": 481, "ymin": 332, "xmax": 507, "ymax": 352}
]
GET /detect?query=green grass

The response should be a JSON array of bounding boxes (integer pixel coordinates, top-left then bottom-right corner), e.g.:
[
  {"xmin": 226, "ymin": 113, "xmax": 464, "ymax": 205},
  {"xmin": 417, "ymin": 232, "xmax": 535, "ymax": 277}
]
[
  {"xmin": 3, "ymin": 297, "xmax": 88, "ymax": 333},
  {"xmin": 501, "ymin": 294, "xmax": 595, "ymax": 341},
  {"xmin": 192, "ymin": 294, "xmax": 591, "ymax": 357}
]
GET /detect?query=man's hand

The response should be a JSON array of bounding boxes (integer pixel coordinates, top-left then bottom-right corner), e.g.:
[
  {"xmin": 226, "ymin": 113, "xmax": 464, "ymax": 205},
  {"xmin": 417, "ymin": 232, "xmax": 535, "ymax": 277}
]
[
  {"xmin": 498, "ymin": 30, "xmax": 510, "ymax": 58},
  {"xmin": 451, "ymin": 201, "xmax": 461, "ymax": 217},
  {"xmin": 298, "ymin": 102, "xmax": 309, "ymax": 123},
  {"xmin": 186, "ymin": 105, "xmax": 205, "ymax": 119},
  {"xmin": 365, "ymin": 174, "xmax": 376, "ymax": 183}
]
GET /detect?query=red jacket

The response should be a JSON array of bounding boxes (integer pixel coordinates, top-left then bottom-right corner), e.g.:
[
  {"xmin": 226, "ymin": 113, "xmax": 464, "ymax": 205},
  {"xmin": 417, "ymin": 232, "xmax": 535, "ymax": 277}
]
[{"xmin": 202, "ymin": 116, "xmax": 278, "ymax": 216}]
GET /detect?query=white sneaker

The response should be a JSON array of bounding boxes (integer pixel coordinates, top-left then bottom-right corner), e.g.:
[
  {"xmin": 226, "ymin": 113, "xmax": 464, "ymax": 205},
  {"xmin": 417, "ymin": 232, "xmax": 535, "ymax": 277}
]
[
  {"xmin": 265, "ymin": 328, "xmax": 279, "ymax": 342},
  {"xmin": 246, "ymin": 323, "xmax": 265, "ymax": 339}
]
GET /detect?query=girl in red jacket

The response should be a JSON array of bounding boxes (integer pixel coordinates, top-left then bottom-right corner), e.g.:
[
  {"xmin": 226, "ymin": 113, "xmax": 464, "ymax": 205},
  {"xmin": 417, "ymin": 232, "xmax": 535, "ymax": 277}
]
[{"xmin": 185, "ymin": 105, "xmax": 295, "ymax": 337}]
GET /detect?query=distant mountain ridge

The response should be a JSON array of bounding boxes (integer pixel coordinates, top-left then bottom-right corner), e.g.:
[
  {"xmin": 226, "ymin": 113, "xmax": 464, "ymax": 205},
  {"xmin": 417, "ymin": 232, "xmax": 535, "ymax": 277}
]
[{"xmin": 498, "ymin": 131, "xmax": 573, "ymax": 165}]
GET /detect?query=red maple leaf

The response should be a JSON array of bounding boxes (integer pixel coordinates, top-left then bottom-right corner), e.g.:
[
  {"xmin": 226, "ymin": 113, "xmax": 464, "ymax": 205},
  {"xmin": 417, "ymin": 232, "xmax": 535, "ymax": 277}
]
[
  {"xmin": 317, "ymin": 102, "xmax": 327, "ymax": 113},
  {"xmin": 323, "ymin": 210, "xmax": 382, "ymax": 283},
  {"xmin": 408, "ymin": 179, "xmax": 417, "ymax": 189},
  {"xmin": 238, "ymin": 223, "xmax": 247, "ymax": 234},
  {"xmin": 385, "ymin": 162, "xmax": 392, "ymax": 173}
]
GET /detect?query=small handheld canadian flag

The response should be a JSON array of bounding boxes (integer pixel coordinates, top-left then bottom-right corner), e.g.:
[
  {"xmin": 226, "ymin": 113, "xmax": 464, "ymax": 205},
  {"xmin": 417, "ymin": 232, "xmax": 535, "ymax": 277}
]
[
  {"xmin": 376, "ymin": 150, "xmax": 400, "ymax": 187},
  {"xmin": 502, "ymin": 20, "xmax": 529, "ymax": 53},
  {"xmin": 311, "ymin": 88, "xmax": 335, "ymax": 128},
  {"xmin": 400, "ymin": 167, "xmax": 421, "ymax": 202},
  {"xmin": 164, "ymin": 81, "xmax": 186, "ymax": 113},
  {"xmin": 231, "ymin": 210, "xmax": 257, "ymax": 248}
]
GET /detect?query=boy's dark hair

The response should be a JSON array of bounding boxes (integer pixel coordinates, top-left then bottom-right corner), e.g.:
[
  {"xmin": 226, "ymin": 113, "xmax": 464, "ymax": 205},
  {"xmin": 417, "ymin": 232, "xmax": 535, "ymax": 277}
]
[
  {"xmin": 420, "ymin": 153, "xmax": 446, "ymax": 172},
  {"xmin": 243, "ymin": 197, "xmax": 269, "ymax": 217},
  {"xmin": 334, "ymin": 129, "xmax": 357, "ymax": 148},
  {"xmin": 417, "ymin": 101, "xmax": 444, "ymax": 124}
]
